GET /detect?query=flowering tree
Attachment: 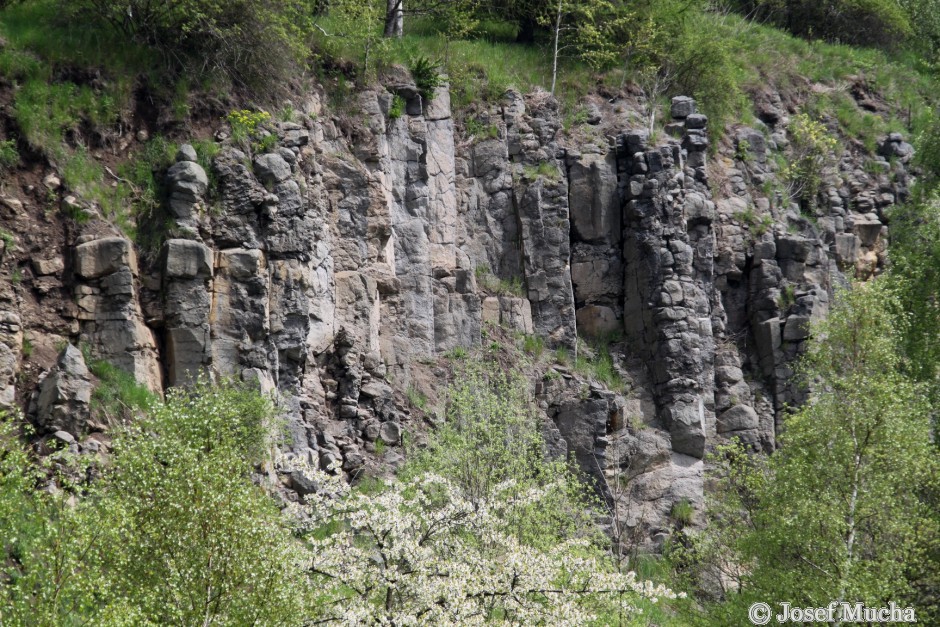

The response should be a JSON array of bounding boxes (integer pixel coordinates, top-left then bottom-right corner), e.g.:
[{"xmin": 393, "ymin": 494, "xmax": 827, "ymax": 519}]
[
  {"xmin": 290, "ymin": 359, "xmax": 682, "ymax": 624},
  {"xmin": 293, "ymin": 463, "xmax": 683, "ymax": 624}
]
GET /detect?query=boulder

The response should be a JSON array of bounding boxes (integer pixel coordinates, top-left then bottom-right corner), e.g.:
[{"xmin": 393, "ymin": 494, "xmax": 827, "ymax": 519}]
[
  {"xmin": 254, "ymin": 153, "xmax": 292, "ymax": 184},
  {"xmin": 379, "ymin": 421, "xmax": 402, "ymax": 445},
  {"xmin": 175, "ymin": 144, "xmax": 198, "ymax": 163},
  {"xmin": 163, "ymin": 239, "xmax": 213, "ymax": 279},
  {"xmin": 717, "ymin": 404, "xmax": 759, "ymax": 433},
  {"xmin": 74, "ymin": 238, "xmax": 135, "ymax": 279},
  {"xmin": 670, "ymin": 96, "xmax": 696, "ymax": 119},
  {"xmin": 166, "ymin": 161, "xmax": 208, "ymax": 198},
  {"xmin": 32, "ymin": 256, "xmax": 64, "ymax": 276}
]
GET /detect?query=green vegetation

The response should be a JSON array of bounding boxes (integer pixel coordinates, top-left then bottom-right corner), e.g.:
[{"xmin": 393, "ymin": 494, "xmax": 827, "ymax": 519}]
[
  {"xmin": 86, "ymin": 355, "xmax": 155, "ymax": 424},
  {"xmin": 552, "ymin": 336, "xmax": 626, "ymax": 392},
  {"xmin": 670, "ymin": 498, "xmax": 694, "ymax": 527},
  {"xmin": 520, "ymin": 333, "xmax": 545, "ymax": 358},
  {"xmin": 226, "ymin": 109, "xmax": 275, "ymax": 155},
  {"xmin": 673, "ymin": 282, "xmax": 940, "ymax": 623},
  {"xmin": 476, "ymin": 266, "xmax": 527, "ymax": 297},
  {"xmin": 405, "ymin": 385, "xmax": 428, "ymax": 411},
  {"xmin": 446, "ymin": 345, "xmax": 469, "ymax": 360},
  {"xmin": 464, "ymin": 116, "xmax": 499, "ymax": 139},
  {"xmin": 783, "ymin": 113, "xmax": 839, "ymax": 209},
  {"xmin": 408, "ymin": 54, "xmax": 444, "ymax": 101},
  {"xmin": 0, "ymin": 229, "xmax": 14, "ymax": 253},
  {"xmin": 0, "ymin": 139, "xmax": 18, "ymax": 173},
  {"xmin": 721, "ymin": 0, "xmax": 913, "ymax": 48},
  {"xmin": 522, "ymin": 160, "xmax": 562, "ymax": 182},
  {"xmin": 64, "ymin": 0, "xmax": 317, "ymax": 90},
  {"xmin": 0, "ymin": 366, "xmax": 681, "ymax": 624},
  {"xmin": 388, "ymin": 93, "xmax": 405, "ymax": 119},
  {"xmin": 0, "ymin": 381, "xmax": 307, "ymax": 625},
  {"xmin": 734, "ymin": 204, "xmax": 774, "ymax": 235},
  {"xmin": 777, "ymin": 284, "xmax": 796, "ymax": 311}
]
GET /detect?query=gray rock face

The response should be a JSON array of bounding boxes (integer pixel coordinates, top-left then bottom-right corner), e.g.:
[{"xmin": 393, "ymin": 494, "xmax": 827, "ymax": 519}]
[
  {"xmin": 621, "ymin": 117, "xmax": 715, "ymax": 459},
  {"xmin": 166, "ymin": 161, "xmax": 209, "ymax": 219},
  {"xmin": 74, "ymin": 236, "xmax": 162, "ymax": 392},
  {"xmin": 0, "ymin": 311, "xmax": 22, "ymax": 409},
  {"xmin": 507, "ymin": 93, "xmax": 578, "ymax": 349},
  {"xmin": 176, "ymin": 144, "xmax": 198, "ymax": 163},
  {"xmin": 29, "ymin": 345, "xmax": 92, "ymax": 435},
  {"xmin": 162, "ymin": 238, "xmax": 215, "ymax": 387},
  {"xmin": 45, "ymin": 85, "xmax": 903, "ymax": 548},
  {"xmin": 254, "ymin": 153, "xmax": 292, "ymax": 184},
  {"xmin": 75, "ymin": 237, "xmax": 135, "ymax": 279},
  {"xmin": 163, "ymin": 239, "xmax": 213, "ymax": 279},
  {"xmin": 671, "ymin": 96, "xmax": 696, "ymax": 119}
]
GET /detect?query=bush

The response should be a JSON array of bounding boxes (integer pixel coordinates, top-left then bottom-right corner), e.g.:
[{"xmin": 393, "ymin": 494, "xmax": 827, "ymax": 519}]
[
  {"xmin": 783, "ymin": 113, "xmax": 838, "ymax": 209},
  {"xmin": 0, "ymin": 381, "xmax": 308, "ymax": 625},
  {"xmin": 409, "ymin": 55, "xmax": 444, "ymax": 101},
  {"xmin": 738, "ymin": 0, "xmax": 912, "ymax": 48},
  {"xmin": 63, "ymin": 0, "xmax": 317, "ymax": 90},
  {"xmin": 0, "ymin": 139, "xmax": 18, "ymax": 172},
  {"xmin": 298, "ymin": 360, "xmax": 684, "ymax": 622}
]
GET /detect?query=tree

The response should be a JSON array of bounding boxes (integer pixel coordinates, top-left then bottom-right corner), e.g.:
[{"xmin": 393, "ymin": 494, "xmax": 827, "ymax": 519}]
[
  {"xmin": 301, "ymin": 467, "xmax": 682, "ymax": 624},
  {"xmin": 96, "ymin": 381, "xmax": 308, "ymax": 625},
  {"xmin": 541, "ymin": 0, "xmax": 628, "ymax": 95},
  {"xmin": 384, "ymin": 0, "xmax": 404, "ymax": 37},
  {"xmin": 0, "ymin": 381, "xmax": 309, "ymax": 625},
  {"xmin": 293, "ymin": 360, "xmax": 683, "ymax": 623},
  {"xmin": 680, "ymin": 282, "xmax": 940, "ymax": 622},
  {"xmin": 323, "ymin": 0, "xmax": 391, "ymax": 78},
  {"xmin": 64, "ymin": 0, "xmax": 318, "ymax": 89},
  {"xmin": 783, "ymin": 113, "xmax": 838, "ymax": 210}
]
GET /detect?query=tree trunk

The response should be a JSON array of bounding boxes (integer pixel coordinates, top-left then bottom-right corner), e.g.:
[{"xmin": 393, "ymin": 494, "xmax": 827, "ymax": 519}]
[
  {"xmin": 550, "ymin": 0, "xmax": 562, "ymax": 95},
  {"xmin": 384, "ymin": 0, "xmax": 403, "ymax": 38}
]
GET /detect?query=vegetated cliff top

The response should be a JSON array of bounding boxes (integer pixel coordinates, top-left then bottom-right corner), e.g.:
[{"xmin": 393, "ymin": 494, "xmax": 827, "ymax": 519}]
[{"xmin": 0, "ymin": 0, "xmax": 936, "ymax": 157}]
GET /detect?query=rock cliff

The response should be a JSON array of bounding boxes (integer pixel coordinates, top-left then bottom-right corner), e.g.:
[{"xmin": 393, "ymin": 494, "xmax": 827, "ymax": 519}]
[{"xmin": 0, "ymin": 76, "xmax": 909, "ymax": 549}]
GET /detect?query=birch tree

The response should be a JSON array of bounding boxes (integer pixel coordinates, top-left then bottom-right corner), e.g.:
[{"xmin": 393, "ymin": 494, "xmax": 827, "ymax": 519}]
[
  {"xmin": 745, "ymin": 282, "xmax": 938, "ymax": 609},
  {"xmin": 539, "ymin": 0, "xmax": 627, "ymax": 95}
]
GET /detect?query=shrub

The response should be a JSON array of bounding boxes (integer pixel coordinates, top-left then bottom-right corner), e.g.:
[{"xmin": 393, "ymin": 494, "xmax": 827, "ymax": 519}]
[
  {"xmin": 0, "ymin": 139, "xmax": 19, "ymax": 172},
  {"xmin": 388, "ymin": 93, "xmax": 406, "ymax": 119},
  {"xmin": 783, "ymin": 113, "xmax": 838, "ymax": 209},
  {"xmin": 226, "ymin": 109, "xmax": 271, "ymax": 144},
  {"xmin": 741, "ymin": 0, "xmax": 912, "ymax": 48},
  {"xmin": 62, "ymin": 0, "xmax": 317, "ymax": 90},
  {"xmin": 409, "ymin": 55, "xmax": 444, "ymax": 101}
]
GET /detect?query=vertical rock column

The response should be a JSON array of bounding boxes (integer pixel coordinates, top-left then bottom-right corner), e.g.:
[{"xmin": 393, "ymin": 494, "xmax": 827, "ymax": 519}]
[
  {"xmin": 621, "ymin": 104, "xmax": 717, "ymax": 459},
  {"xmin": 426, "ymin": 86, "xmax": 481, "ymax": 352},
  {"xmin": 505, "ymin": 91, "xmax": 577, "ymax": 349},
  {"xmin": 163, "ymin": 239, "xmax": 213, "ymax": 385},
  {"xmin": 163, "ymin": 149, "xmax": 214, "ymax": 386},
  {"xmin": 0, "ymin": 309, "xmax": 22, "ymax": 409},
  {"xmin": 567, "ymin": 147, "xmax": 623, "ymax": 337},
  {"xmin": 74, "ymin": 236, "xmax": 162, "ymax": 391}
]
